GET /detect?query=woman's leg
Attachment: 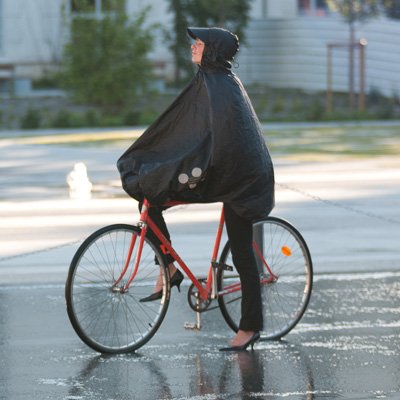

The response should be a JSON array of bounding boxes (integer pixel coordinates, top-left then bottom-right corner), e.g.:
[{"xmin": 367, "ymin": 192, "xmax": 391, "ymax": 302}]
[
  {"xmin": 224, "ymin": 204, "xmax": 263, "ymax": 339},
  {"xmin": 139, "ymin": 202, "xmax": 175, "ymax": 265},
  {"xmin": 139, "ymin": 203, "xmax": 177, "ymax": 293}
]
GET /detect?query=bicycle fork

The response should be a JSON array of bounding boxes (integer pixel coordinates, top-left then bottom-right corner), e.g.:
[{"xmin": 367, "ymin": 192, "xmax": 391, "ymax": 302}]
[{"xmin": 110, "ymin": 202, "xmax": 151, "ymax": 293}]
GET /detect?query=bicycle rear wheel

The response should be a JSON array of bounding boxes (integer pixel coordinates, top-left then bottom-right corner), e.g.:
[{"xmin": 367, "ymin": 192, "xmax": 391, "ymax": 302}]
[
  {"xmin": 217, "ymin": 217, "xmax": 313, "ymax": 340},
  {"xmin": 65, "ymin": 224, "xmax": 170, "ymax": 353}
]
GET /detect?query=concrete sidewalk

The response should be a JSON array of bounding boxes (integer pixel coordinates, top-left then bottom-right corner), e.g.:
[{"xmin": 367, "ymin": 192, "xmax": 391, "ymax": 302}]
[{"xmin": 0, "ymin": 140, "xmax": 399, "ymax": 284}]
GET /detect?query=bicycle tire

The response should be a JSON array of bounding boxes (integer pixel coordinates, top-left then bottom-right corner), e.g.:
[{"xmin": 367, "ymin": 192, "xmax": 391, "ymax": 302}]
[
  {"xmin": 217, "ymin": 216, "xmax": 313, "ymax": 340},
  {"xmin": 65, "ymin": 224, "xmax": 170, "ymax": 353}
]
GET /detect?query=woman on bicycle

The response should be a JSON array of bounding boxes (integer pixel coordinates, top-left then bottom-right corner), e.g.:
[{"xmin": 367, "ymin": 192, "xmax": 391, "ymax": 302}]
[{"xmin": 118, "ymin": 27, "xmax": 275, "ymax": 351}]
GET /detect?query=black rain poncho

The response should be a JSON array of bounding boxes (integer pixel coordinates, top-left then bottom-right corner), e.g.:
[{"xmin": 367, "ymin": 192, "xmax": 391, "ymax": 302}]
[{"xmin": 117, "ymin": 27, "xmax": 275, "ymax": 221}]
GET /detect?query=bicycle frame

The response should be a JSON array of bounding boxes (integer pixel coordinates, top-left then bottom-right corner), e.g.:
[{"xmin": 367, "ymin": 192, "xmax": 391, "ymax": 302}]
[
  {"xmin": 113, "ymin": 198, "xmax": 278, "ymax": 299},
  {"xmin": 66, "ymin": 199, "xmax": 312, "ymax": 352}
]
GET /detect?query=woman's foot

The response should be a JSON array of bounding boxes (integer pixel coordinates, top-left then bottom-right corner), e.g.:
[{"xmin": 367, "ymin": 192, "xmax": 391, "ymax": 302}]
[
  {"xmin": 151, "ymin": 264, "xmax": 177, "ymax": 294},
  {"xmin": 139, "ymin": 264, "xmax": 183, "ymax": 302},
  {"xmin": 219, "ymin": 330, "xmax": 260, "ymax": 352},
  {"xmin": 229, "ymin": 330, "xmax": 257, "ymax": 347}
]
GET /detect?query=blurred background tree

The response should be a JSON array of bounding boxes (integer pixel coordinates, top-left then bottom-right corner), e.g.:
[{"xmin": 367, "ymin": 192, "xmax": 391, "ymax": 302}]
[
  {"xmin": 167, "ymin": 0, "xmax": 253, "ymax": 88},
  {"xmin": 166, "ymin": 0, "xmax": 192, "ymax": 88},
  {"xmin": 59, "ymin": 0, "xmax": 156, "ymax": 111},
  {"xmin": 184, "ymin": 0, "xmax": 252, "ymax": 38}
]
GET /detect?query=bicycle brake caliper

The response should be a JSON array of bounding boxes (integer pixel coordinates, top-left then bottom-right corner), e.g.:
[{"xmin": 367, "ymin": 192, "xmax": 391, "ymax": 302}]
[{"xmin": 211, "ymin": 262, "xmax": 233, "ymax": 272}]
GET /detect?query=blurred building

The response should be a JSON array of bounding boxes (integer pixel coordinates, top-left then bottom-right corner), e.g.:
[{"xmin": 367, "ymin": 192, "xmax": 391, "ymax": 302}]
[
  {"xmin": 0, "ymin": 0, "xmax": 66, "ymax": 94},
  {"xmin": 0, "ymin": 0, "xmax": 399, "ymax": 97},
  {"xmin": 241, "ymin": 0, "xmax": 400, "ymax": 97}
]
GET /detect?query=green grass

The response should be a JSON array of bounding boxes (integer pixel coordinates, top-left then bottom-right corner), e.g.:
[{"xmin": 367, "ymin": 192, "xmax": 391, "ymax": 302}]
[
  {"xmin": 265, "ymin": 125, "xmax": 400, "ymax": 160},
  {"xmin": 2, "ymin": 123, "xmax": 400, "ymax": 161}
]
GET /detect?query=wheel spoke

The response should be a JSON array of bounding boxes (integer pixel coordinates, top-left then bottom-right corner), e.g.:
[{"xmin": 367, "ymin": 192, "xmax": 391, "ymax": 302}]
[{"xmin": 66, "ymin": 225, "xmax": 170, "ymax": 353}]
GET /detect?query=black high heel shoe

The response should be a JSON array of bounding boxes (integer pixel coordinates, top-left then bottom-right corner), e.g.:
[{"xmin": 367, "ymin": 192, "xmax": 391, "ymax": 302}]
[
  {"xmin": 219, "ymin": 332, "xmax": 260, "ymax": 352},
  {"xmin": 139, "ymin": 269, "xmax": 184, "ymax": 302}
]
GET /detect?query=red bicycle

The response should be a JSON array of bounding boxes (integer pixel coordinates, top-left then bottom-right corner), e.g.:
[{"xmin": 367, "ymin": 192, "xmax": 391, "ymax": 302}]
[{"xmin": 65, "ymin": 199, "xmax": 313, "ymax": 353}]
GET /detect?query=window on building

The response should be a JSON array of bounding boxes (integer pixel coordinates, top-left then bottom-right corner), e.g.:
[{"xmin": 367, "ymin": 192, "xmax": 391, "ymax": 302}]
[{"xmin": 299, "ymin": 0, "xmax": 328, "ymax": 17}]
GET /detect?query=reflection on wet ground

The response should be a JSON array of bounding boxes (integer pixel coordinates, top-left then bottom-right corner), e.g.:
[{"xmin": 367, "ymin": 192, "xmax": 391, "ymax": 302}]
[{"xmin": 0, "ymin": 272, "xmax": 399, "ymax": 399}]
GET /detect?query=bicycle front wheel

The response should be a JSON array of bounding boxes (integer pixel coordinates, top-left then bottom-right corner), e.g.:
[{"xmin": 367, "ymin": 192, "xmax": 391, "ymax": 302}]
[
  {"xmin": 65, "ymin": 224, "xmax": 170, "ymax": 353},
  {"xmin": 217, "ymin": 217, "xmax": 313, "ymax": 340}
]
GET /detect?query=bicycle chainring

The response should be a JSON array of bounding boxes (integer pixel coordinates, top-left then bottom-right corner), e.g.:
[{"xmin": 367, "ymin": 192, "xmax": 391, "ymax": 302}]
[{"xmin": 187, "ymin": 279, "xmax": 212, "ymax": 312}]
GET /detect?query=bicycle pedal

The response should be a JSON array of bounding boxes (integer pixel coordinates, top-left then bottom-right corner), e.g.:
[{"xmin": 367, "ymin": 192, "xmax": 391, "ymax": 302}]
[
  {"xmin": 184, "ymin": 322, "xmax": 201, "ymax": 331},
  {"xmin": 211, "ymin": 262, "xmax": 233, "ymax": 272}
]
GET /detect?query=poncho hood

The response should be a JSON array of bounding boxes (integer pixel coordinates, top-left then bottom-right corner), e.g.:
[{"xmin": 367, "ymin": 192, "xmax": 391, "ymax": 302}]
[
  {"xmin": 188, "ymin": 27, "xmax": 239, "ymax": 71},
  {"xmin": 117, "ymin": 27, "xmax": 274, "ymax": 221}
]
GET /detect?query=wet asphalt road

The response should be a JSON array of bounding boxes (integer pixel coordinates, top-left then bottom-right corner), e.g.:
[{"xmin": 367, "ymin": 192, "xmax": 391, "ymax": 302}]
[
  {"xmin": 0, "ymin": 272, "xmax": 399, "ymax": 400},
  {"xmin": 1, "ymin": 126, "xmax": 400, "ymax": 399}
]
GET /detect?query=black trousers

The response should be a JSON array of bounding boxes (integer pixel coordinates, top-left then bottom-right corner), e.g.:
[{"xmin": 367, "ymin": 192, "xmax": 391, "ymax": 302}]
[
  {"xmin": 144, "ymin": 203, "xmax": 263, "ymax": 332},
  {"xmin": 140, "ymin": 204, "xmax": 175, "ymax": 264},
  {"xmin": 224, "ymin": 204, "xmax": 263, "ymax": 332}
]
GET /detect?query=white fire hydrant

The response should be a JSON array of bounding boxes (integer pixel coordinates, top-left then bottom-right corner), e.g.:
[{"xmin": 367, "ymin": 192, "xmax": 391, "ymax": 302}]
[{"xmin": 67, "ymin": 162, "xmax": 92, "ymax": 200}]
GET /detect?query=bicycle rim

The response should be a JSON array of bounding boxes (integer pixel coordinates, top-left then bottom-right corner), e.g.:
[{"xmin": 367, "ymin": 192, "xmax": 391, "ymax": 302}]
[
  {"xmin": 65, "ymin": 224, "xmax": 170, "ymax": 353},
  {"xmin": 217, "ymin": 217, "xmax": 313, "ymax": 340}
]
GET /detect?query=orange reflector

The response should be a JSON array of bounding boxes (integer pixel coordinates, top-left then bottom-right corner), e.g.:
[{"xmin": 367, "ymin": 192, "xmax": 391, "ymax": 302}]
[{"xmin": 282, "ymin": 246, "xmax": 291, "ymax": 256}]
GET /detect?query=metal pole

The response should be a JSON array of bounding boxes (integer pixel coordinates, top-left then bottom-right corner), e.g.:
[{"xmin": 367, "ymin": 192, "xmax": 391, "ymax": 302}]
[
  {"xmin": 358, "ymin": 39, "xmax": 367, "ymax": 111},
  {"xmin": 349, "ymin": 25, "xmax": 355, "ymax": 112},
  {"xmin": 326, "ymin": 44, "xmax": 332, "ymax": 112}
]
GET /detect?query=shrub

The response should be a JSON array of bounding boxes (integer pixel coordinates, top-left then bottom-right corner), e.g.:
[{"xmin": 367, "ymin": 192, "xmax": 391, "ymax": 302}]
[
  {"xmin": 377, "ymin": 105, "xmax": 394, "ymax": 119},
  {"xmin": 367, "ymin": 87, "xmax": 384, "ymax": 107},
  {"xmin": 139, "ymin": 109, "xmax": 159, "ymax": 125},
  {"xmin": 271, "ymin": 97, "xmax": 286, "ymax": 114},
  {"xmin": 290, "ymin": 98, "xmax": 305, "ymax": 113},
  {"xmin": 306, "ymin": 99, "xmax": 324, "ymax": 121},
  {"xmin": 98, "ymin": 114, "xmax": 123, "ymax": 127},
  {"xmin": 20, "ymin": 107, "xmax": 41, "ymax": 129},
  {"xmin": 51, "ymin": 109, "xmax": 72, "ymax": 128},
  {"xmin": 123, "ymin": 110, "xmax": 141, "ymax": 126},
  {"xmin": 85, "ymin": 109, "xmax": 100, "ymax": 127}
]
